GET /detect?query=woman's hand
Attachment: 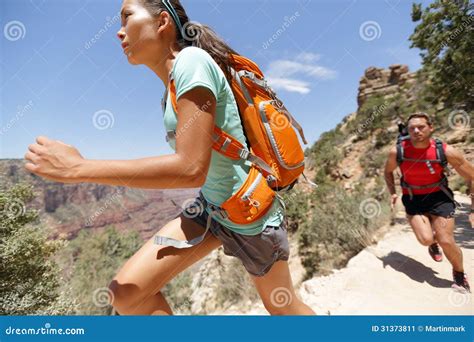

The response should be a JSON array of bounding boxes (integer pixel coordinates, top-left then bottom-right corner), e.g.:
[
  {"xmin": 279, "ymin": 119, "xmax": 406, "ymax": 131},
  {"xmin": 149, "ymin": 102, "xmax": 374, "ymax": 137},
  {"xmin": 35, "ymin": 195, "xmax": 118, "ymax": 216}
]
[{"xmin": 24, "ymin": 136, "xmax": 85, "ymax": 183}]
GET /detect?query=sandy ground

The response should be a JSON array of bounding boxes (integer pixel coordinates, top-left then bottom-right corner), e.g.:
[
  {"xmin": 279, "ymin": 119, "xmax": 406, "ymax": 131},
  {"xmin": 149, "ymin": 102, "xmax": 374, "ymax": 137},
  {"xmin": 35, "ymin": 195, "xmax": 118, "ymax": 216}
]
[
  {"xmin": 299, "ymin": 193, "xmax": 473, "ymax": 315},
  {"xmin": 231, "ymin": 193, "xmax": 473, "ymax": 315}
]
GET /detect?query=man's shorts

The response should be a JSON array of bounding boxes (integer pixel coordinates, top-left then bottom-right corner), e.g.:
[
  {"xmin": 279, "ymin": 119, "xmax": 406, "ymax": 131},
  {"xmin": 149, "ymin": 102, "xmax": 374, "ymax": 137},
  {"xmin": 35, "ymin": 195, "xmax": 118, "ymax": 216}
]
[
  {"xmin": 401, "ymin": 190, "xmax": 456, "ymax": 218},
  {"xmin": 183, "ymin": 195, "xmax": 290, "ymax": 277}
]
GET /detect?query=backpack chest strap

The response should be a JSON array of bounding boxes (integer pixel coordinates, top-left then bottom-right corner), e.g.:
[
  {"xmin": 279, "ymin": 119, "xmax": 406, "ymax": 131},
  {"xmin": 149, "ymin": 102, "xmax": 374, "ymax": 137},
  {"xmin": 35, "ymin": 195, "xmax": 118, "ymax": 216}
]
[{"xmin": 166, "ymin": 77, "xmax": 275, "ymax": 176}]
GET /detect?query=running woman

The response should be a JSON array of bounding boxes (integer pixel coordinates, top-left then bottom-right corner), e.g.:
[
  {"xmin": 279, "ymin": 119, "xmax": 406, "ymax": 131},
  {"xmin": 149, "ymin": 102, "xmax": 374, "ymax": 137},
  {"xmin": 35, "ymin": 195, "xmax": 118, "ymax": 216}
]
[
  {"xmin": 384, "ymin": 112, "xmax": 473, "ymax": 292},
  {"xmin": 24, "ymin": 0, "xmax": 315, "ymax": 315}
]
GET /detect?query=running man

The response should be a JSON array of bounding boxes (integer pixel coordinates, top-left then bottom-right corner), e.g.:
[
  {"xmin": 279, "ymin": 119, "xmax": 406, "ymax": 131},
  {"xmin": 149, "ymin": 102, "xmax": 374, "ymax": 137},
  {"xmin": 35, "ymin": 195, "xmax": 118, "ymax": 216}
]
[{"xmin": 384, "ymin": 112, "xmax": 473, "ymax": 292}]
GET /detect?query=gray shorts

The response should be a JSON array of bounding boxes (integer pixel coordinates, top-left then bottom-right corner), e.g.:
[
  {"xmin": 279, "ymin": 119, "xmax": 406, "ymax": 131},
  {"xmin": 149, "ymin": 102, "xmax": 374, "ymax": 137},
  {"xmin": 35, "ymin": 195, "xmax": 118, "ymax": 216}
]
[{"xmin": 184, "ymin": 196, "xmax": 290, "ymax": 277}]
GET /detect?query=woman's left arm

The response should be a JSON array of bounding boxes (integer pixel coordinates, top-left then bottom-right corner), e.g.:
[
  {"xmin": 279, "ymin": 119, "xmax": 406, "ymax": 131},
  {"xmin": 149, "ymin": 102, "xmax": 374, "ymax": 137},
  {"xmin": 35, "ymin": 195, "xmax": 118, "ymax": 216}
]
[{"xmin": 24, "ymin": 87, "xmax": 216, "ymax": 189}]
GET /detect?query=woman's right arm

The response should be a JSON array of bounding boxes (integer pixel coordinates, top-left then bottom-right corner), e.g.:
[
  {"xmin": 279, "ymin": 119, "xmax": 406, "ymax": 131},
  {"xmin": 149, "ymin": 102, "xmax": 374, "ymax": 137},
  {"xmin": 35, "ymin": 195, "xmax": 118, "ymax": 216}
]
[{"xmin": 25, "ymin": 87, "xmax": 217, "ymax": 190}]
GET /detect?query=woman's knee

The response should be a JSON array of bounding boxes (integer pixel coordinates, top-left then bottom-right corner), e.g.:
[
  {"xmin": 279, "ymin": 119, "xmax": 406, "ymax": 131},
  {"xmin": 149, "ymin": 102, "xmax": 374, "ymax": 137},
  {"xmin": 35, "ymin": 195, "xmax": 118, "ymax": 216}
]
[
  {"xmin": 263, "ymin": 297, "xmax": 301, "ymax": 315},
  {"xmin": 259, "ymin": 287, "xmax": 296, "ymax": 315},
  {"xmin": 107, "ymin": 279, "xmax": 156, "ymax": 315}
]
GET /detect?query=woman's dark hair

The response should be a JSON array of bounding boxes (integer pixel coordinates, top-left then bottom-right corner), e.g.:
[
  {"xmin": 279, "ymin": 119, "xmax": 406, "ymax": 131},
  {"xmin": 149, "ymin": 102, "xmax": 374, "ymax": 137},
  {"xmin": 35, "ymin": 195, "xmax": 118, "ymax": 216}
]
[{"xmin": 140, "ymin": 0, "xmax": 239, "ymax": 82}]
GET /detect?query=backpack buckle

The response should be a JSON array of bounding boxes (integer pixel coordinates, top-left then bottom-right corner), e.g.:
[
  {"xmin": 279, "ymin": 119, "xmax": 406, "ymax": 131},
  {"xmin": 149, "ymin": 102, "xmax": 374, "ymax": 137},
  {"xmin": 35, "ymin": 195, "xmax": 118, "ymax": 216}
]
[
  {"xmin": 239, "ymin": 149, "xmax": 250, "ymax": 160},
  {"xmin": 208, "ymin": 204, "xmax": 228, "ymax": 220}
]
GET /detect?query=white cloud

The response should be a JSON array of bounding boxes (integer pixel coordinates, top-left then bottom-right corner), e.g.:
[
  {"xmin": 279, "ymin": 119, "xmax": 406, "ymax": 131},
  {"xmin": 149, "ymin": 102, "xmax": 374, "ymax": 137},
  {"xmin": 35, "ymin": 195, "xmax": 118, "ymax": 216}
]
[
  {"xmin": 265, "ymin": 77, "xmax": 311, "ymax": 94},
  {"xmin": 264, "ymin": 53, "xmax": 336, "ymax": 94},
  {"xmin": 296, "ymin": 52, "xmax": 321, "ymax": 63}
]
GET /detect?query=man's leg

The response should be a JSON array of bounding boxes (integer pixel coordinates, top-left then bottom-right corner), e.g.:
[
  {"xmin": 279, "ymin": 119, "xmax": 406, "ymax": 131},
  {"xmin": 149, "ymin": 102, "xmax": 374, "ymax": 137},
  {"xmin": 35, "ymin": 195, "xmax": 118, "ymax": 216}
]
[
  {"xmin": 430, "ymin": 215, "xmax": 463, "ymax": 272},
  {"xmin": 407, "ymin": 214, "xmax": 435, "ymax": 246}
]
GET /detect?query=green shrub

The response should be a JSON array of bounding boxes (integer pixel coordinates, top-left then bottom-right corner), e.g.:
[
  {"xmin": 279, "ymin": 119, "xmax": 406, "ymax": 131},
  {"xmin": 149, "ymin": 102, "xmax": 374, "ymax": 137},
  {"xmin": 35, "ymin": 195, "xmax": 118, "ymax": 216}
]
[
  {"xmin": 58, "ymin": 226, "xmax": 143, "ymax": 315},
  {"xmin": 0, "ymin": 183, "xmax": 77, "ymax": 315},
  {"xmin": 298, "ymin": 185, "xmax": 390, "ymax": 278}
]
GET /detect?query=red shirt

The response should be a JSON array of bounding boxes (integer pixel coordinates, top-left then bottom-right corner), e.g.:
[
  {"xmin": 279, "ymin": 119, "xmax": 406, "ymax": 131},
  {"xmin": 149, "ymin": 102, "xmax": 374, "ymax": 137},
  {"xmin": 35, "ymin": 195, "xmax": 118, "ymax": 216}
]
[{"xmin": 399, "ymin": 139, "xmax": 446, "ymax": 195}]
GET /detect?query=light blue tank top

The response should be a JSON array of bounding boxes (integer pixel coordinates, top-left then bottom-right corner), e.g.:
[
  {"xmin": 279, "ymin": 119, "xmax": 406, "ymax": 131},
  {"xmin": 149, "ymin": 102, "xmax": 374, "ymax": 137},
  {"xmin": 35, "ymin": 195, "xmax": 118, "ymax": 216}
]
[{"xmin": 162, "ymin": 47, "xmax": 284, "ymax": 235}]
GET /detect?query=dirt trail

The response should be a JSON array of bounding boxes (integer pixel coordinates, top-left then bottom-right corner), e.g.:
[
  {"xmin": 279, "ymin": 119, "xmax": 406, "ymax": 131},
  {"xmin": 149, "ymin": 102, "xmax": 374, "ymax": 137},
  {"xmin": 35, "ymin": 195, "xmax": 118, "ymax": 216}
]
[{"xmin": 298, "ymin": 193, "xmax": 473, "ymax": 315}]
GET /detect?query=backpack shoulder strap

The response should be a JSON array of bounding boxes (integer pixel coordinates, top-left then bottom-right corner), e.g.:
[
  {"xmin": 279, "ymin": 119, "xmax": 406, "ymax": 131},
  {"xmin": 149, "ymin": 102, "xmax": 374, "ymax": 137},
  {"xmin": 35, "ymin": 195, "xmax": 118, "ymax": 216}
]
[
  {"xmin": 396, "ymin": 137, "xmax": 405, "ymax": 166},
  {"xmin": 434, "ymin": 138, "xmax": 448, "ymax": 169},
  {"xmin": 168, "ymin": 77, "xmax": 275, "ymax": 177}
]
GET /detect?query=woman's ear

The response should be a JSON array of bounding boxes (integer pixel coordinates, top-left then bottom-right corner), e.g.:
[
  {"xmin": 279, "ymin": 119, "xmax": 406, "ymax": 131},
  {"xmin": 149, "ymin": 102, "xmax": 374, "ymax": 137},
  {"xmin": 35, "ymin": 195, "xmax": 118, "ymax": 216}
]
[{"xmin": 156, "ymin": 11, "xmax": 171, "ymax": 35}]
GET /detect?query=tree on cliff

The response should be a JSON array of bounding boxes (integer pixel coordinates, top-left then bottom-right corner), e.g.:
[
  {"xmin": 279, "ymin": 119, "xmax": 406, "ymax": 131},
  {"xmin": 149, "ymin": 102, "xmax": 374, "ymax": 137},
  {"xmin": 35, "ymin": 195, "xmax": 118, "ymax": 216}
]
[
  {"xmin": 410, "ymin": 0, "xmax": 473, "ymax": 110},
  {"xmin": 0, "ymin": 184, "xmax": 77, "ymax": 314}
]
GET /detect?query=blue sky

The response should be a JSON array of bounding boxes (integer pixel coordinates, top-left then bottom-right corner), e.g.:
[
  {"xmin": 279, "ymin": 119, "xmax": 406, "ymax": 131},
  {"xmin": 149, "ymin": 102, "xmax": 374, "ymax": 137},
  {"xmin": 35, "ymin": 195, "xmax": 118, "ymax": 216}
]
[{"xmin": 1, "ymin": 0, "xmax": 432, "ymax": 160}]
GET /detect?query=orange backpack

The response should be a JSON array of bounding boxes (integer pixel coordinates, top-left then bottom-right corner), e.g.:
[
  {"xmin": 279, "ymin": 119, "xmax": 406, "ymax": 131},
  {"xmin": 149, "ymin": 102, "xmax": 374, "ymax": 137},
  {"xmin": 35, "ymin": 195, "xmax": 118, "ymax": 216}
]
[
  {"xmin": 155, "ymin": 52, "xmax": 312, "ymax": 248},
  {"xmin": 169, "ymin": 53, "xmax": 308, "ymax": 191}
]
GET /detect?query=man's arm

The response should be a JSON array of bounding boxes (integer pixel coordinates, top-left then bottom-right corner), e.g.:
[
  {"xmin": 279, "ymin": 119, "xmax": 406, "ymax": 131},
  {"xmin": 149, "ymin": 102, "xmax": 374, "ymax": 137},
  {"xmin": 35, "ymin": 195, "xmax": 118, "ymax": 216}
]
[
  {"xmin": 445, "ymin": 145, "xmax": 474, "ymax": 200},
  {"xmin": 445, "ymin": 145, "xmax": 474, "ymax": 227},
  {"xmin": 384, "ymin": 146, "xmax": 399, "ymax": 208}
]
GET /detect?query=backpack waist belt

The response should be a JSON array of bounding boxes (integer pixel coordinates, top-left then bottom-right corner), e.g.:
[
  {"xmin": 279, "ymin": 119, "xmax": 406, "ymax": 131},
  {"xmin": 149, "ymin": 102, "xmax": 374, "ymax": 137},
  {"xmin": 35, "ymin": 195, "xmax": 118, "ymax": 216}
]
[{"xmin": 400, "ymin": 176, "xmax": 455, "ymax": 203}]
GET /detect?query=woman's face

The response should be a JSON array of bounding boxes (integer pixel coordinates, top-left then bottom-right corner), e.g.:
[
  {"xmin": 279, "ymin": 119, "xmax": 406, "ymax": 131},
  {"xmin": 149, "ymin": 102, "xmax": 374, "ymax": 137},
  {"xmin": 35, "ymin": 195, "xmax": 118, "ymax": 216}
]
[{"xmin": 117, "ymin": 0, "xmax": 164, "ymax": 66}]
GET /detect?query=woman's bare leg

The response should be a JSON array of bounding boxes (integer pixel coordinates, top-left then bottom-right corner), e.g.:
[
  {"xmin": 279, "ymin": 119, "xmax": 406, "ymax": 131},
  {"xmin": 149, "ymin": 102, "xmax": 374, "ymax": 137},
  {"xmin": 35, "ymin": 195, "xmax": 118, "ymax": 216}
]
[
  {"xmin": 251, "ymin": 260, "xmax": 315, "ymax": 315},
  {"xmin": 108, "ymin": 213, "xmax": 222, "ymax": 315}
]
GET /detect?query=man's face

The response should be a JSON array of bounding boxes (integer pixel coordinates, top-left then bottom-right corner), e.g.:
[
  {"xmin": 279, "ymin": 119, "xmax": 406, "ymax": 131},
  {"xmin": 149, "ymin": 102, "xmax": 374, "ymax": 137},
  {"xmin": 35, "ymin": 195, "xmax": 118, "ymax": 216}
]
[{"xmin": 407, "ymin": 117, "xmax": 434, "ymax": 143}]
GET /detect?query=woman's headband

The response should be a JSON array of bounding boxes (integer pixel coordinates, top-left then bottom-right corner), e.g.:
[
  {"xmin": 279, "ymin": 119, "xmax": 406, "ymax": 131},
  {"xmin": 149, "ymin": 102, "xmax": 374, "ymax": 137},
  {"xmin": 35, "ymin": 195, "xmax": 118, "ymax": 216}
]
[{"xmin": 162, "ymin": 0, "xmax": 184, "ymax": 37}]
